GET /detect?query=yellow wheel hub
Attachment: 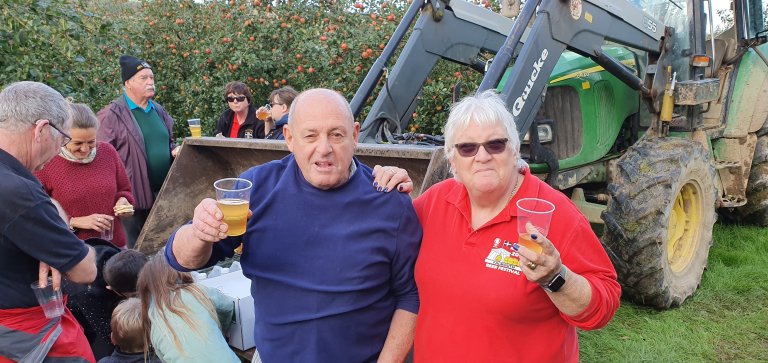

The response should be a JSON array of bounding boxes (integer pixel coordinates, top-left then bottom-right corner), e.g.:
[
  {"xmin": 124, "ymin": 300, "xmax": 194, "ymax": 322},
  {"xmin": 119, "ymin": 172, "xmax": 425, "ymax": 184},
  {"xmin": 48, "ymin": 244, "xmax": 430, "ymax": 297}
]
[{"xmin": 667, "ymin": 181, "xmax": 702, "ymax": 273}]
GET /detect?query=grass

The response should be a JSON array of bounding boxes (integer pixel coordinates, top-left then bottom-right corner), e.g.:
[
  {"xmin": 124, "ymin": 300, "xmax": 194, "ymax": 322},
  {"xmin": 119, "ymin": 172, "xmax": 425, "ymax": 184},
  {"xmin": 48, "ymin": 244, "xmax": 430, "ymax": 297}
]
[{"xmin": 579, "ymin": 223, "xmax": 768, "ymax": 362}]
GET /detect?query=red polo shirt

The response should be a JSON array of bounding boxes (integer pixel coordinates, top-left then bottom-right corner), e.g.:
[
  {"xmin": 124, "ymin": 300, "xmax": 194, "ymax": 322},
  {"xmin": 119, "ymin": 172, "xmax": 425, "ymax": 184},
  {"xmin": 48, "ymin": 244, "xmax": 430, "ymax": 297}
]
[
  {"xmin": 413, "ymin": 170, "xmax": 621, "ymax": 362},
  {"xmin": 229, "ymin": 114, "xmax": 242, "ymax": 138}
]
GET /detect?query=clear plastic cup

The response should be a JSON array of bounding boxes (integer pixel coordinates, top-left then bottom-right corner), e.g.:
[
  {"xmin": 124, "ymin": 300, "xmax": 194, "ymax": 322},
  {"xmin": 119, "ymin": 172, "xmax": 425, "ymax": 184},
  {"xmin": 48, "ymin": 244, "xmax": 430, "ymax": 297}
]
[
  {"xmin": 31, "ymin": 276, "xmax": 65, "ymax": 319},
  {"xmin": 188, "ymin": 118, "xmax": 202, "ymax": 138},
  {"xmin": 516, "ymin": 198, "xmax": 555, "ymax": 254},
  {"xmin": 214, "ymin": 178, "xmax": 252, "ymax": 236},
  {"xmin": 100, "ymin": 218, "xmax": 114, "ymax": 241}
]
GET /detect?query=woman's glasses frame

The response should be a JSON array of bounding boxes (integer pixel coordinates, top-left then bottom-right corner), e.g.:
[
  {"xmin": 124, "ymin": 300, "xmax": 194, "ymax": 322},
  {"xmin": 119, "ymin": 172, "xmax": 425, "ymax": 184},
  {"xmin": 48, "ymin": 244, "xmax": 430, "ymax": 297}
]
[
  {"xmin": 454, "ymin": 138, "xmax": 509, "ymax": 157},
  {"xmin": 225, "ymin": 95, "xmax": 247, "ymax": 103}
]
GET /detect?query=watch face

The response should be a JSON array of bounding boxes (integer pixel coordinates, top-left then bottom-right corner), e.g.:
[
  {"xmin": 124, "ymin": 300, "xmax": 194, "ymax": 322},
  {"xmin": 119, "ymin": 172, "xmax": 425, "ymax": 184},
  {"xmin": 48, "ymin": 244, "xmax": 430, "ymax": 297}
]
[{"xmin": 547, "ymin": 274, "xmax": 566, "ymax": 292}]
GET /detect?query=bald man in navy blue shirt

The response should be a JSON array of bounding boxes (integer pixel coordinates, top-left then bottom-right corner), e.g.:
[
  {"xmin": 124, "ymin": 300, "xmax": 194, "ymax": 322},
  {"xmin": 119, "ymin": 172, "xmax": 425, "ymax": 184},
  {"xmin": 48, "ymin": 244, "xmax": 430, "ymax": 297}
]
[{"xmin": 167, "ymin": 88, "xmax": 420, "ymax": 363}]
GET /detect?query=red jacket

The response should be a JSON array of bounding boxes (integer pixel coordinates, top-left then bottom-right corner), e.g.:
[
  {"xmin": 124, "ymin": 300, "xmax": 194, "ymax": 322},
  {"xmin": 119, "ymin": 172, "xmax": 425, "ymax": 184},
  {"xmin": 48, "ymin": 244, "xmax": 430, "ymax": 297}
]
[{"xmin": 0, "ymin": 299, "xmax": 95, "ymax": 363}]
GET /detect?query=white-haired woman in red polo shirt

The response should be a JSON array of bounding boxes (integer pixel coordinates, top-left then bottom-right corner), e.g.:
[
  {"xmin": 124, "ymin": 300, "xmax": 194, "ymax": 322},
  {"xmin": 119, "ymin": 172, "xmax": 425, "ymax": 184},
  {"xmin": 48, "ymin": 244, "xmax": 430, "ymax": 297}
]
[{"xmin": 410, "ymin": 90, "xmax": 621, "ymax": 362}]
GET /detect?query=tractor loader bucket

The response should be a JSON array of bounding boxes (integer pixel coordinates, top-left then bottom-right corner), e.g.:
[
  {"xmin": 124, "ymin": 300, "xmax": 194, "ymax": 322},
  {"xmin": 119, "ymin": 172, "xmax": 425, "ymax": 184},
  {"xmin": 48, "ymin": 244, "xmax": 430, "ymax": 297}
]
[{"xmin": 136, "ymin": 137, "xmax": 449, "ymax": 255}]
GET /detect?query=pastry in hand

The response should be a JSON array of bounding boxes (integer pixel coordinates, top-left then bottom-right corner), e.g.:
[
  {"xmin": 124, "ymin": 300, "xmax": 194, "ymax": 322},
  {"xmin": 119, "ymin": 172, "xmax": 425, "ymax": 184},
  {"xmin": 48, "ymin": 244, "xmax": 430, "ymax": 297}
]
[{"xmin": 113, "ymin": 204, "xmax": 135, "ymax": 216}]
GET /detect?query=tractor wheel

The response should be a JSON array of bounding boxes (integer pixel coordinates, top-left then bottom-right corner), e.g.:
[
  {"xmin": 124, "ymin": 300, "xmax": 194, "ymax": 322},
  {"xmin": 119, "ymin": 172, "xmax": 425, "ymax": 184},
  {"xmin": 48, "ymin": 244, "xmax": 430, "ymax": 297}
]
[
  {"xmin": 601, "ymin": 136, "xmax": 718, "ymax": 309},
  {"xmin": 730, "ymin": 134, "xmax": 768, "ymax": 225}
]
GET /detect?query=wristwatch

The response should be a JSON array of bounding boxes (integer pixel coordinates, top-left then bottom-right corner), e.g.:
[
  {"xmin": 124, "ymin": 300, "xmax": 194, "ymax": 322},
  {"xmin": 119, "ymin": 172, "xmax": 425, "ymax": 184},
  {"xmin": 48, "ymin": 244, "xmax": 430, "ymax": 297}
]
[{"xmin": 541, "ymin": 265, "xmax": 567, "ymax": 292}]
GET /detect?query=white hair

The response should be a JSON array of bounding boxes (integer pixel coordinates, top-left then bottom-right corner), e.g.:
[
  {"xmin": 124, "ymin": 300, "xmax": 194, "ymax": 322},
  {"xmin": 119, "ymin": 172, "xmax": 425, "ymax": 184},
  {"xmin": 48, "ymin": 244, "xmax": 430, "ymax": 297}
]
[
  {"xmin": 0, "ymin": 81, "xmax": 70, "ymax": 133},
  {"xmin": 443, "ymin": 90, "xmax": 522, "ymax": 177}
]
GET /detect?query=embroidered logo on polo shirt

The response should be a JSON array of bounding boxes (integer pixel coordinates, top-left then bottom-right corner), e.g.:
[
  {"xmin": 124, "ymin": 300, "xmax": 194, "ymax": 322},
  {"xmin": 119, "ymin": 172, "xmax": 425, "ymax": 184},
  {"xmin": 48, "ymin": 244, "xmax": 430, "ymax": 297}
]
[{"xmin": 484, "ymin": 237, "xmax": 522, "ymax": 275}]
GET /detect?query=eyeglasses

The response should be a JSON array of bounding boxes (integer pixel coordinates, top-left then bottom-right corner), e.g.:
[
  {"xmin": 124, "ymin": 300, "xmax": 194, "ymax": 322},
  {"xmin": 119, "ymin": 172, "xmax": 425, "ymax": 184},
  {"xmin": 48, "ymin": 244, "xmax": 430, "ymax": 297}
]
[
  {"xmin": 47, "ymin": 121, "xmax": 72, "ymax": 147},
  {"xmin": 226, "ymin": 96, "xmax": 247, "ymax": 103},
  {"xmin": 269, "ymin": 102, "xmax": 283, "ymax": 107},
  {"xmin": 454, "ymin": 138, "xmax": 509, "ymax": 157}
]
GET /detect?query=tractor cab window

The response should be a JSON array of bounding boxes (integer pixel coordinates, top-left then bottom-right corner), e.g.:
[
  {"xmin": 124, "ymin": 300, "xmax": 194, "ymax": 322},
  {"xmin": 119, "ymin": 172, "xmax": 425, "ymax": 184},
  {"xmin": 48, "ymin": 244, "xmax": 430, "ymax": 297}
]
[
  {"xmin": 707, "ymin": 0, "xmax": 766, "ymax": 40},
  {"xmin": 742, "ymin": 0, "xmax": 766, "ymax": 39},
  {"xmin": 703, "ymin": 0, "xmax": 737, "ymax": 78},
  {"xmin": 704, "ymin": 0, "xmax": 735, "ymax": 38},
  {"xmin": 640, "ymin": 0, "xmax": 692, "ymax": 80}
]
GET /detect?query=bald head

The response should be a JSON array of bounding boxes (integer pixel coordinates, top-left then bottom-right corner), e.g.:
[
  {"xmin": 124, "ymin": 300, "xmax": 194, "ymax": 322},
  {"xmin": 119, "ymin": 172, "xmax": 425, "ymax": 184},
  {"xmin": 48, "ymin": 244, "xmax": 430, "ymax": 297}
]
[
  {"xmin": 284, "ymin": 88, "xmax": 360, "ymax": 190},
  {"xmin": 288, "ymin": 88, "xmax": 354, "ymax": 127}
]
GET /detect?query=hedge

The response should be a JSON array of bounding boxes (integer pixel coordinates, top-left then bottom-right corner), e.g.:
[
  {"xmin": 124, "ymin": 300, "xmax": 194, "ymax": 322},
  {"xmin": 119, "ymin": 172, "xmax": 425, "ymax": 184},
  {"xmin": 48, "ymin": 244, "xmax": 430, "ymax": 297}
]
[{"xmin": 1, "ymin": 0, "xmax": 499, "ymax": 140}]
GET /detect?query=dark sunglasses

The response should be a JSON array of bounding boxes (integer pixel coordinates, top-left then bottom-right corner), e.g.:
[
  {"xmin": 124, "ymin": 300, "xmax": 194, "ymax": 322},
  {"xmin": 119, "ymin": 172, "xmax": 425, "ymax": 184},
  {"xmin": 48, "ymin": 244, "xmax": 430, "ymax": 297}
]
[
  {"xmin": 454, "ymin": 138, "xmax": 509, "ymax": 157},
  {"xmin": 226, "ymin": 96, "xmax": 247, "ymax": 103},
  {"xmin": 269, "ymin": 102, "xmax": 283, "ymax": 107}
]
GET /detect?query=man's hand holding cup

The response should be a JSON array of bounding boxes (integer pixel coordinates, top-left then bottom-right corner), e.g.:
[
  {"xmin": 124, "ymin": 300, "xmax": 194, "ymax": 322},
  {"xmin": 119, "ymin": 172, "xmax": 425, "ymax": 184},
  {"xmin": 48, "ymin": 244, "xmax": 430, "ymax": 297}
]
[{"xmin": 191, "ymin": 198, "xmax": 229, "ymax": 242}]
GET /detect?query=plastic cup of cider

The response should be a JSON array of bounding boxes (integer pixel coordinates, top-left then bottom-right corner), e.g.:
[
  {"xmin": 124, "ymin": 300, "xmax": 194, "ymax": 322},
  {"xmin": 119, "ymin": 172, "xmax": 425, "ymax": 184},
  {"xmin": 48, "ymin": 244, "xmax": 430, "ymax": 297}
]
[
  {"xmin": 188, "ymin": 118, "xmax": 202, "ymax": 138},
  {"xmin": 256, "ymin": 104, "xmax": 271, "ymax": 121},
  {"xmin": 516, "ymin": 198, "xmax": 555, "ymax": 254},
  {"xmin": 214, "ymin": 178, "xmax": 252, "ymax": 236}
]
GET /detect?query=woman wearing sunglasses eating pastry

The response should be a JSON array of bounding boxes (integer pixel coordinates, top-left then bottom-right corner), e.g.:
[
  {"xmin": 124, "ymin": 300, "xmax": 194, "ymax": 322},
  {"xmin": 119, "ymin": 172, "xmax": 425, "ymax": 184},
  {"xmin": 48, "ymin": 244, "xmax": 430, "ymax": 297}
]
[
  {"xmin": 410, "ymin": 90, "xmax": 620, "ymax": 362},
  {"xmin": 214, "ymin": 81, "xmax": 265, "ymax": 139}
]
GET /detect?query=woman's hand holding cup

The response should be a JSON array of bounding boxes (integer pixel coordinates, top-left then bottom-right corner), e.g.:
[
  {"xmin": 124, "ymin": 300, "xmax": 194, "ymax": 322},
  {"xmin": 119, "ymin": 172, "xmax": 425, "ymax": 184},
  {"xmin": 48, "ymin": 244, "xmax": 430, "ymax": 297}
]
[
  {"xmin": 71, "ymin": 213, "xmax": 114, "ymax": 232},
  {"xmin": 516, "ymin": 222, "xmax": 562, "ymax": 285}
]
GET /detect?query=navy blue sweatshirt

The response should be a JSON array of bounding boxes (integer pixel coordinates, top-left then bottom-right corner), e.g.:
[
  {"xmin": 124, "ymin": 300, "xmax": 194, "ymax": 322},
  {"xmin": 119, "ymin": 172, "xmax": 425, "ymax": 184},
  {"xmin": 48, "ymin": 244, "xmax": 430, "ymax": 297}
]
[{"xmin": 167, "ymin": 155, "xmax": 421, "ymax": 362}]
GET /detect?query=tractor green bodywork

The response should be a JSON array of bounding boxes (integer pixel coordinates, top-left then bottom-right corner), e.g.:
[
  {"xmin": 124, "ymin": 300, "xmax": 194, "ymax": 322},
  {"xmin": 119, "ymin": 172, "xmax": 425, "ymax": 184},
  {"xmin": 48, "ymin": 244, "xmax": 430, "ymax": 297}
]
[{"xmin": 502, "ymin": 47, "xmax": 642, "ymax": 173}]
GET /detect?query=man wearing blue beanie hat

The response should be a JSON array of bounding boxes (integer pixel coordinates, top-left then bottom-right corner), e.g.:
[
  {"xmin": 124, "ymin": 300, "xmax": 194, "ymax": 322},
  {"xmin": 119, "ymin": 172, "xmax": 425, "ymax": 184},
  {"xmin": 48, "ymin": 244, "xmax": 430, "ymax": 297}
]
[{"xmin": 96, "ymin": 55, "xmax": 180, "ymax": 248}]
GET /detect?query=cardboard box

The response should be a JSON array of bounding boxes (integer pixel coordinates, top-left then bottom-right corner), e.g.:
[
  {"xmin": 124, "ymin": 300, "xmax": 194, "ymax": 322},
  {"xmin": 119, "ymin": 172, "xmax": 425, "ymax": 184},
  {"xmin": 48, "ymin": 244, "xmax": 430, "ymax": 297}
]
[{"xmin": 197, "ymin": 268, "xmax": 255, "ymax": 350}]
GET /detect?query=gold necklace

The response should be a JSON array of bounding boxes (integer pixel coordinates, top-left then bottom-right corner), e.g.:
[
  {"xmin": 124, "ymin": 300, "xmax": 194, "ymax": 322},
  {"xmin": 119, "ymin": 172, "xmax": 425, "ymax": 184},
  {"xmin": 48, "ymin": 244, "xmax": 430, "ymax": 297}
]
[{"xmin": 509, "ymin": 175, "xmax": 524, "ymax": 199}]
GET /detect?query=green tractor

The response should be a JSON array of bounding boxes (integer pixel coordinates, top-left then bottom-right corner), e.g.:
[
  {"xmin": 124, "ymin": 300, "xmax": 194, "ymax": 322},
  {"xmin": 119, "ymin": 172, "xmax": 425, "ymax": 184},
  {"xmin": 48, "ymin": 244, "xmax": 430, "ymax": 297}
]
[
  {"xmin": 536, "ymin": 0, "xmax": 767, "ymax": 309},
  {"xmin": 352, "ymin": 0, "xmax": 768, "ymax": 308}
]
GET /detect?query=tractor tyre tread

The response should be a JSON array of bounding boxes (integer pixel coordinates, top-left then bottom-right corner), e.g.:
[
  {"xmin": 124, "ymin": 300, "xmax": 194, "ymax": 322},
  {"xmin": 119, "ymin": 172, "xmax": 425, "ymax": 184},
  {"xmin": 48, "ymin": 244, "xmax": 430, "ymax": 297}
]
[{"xmin": 601, "ymin": 136, "xmax": 717, "ymax": 309}]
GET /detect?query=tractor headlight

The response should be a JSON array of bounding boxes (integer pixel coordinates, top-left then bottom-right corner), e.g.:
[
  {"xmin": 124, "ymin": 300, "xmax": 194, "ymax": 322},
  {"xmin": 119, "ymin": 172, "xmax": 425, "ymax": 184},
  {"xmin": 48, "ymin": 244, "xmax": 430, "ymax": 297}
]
[{"xmin": 522, "ymin": 124, "xmax": 553, "ymax": 144}]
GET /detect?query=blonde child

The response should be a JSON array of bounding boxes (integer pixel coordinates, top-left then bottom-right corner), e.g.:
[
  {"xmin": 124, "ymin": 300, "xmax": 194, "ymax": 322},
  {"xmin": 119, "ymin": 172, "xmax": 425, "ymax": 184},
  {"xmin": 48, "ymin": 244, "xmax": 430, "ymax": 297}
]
[{"xmin": 98, "ymin": 298, "xmax": 159, "ymax": 363}]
